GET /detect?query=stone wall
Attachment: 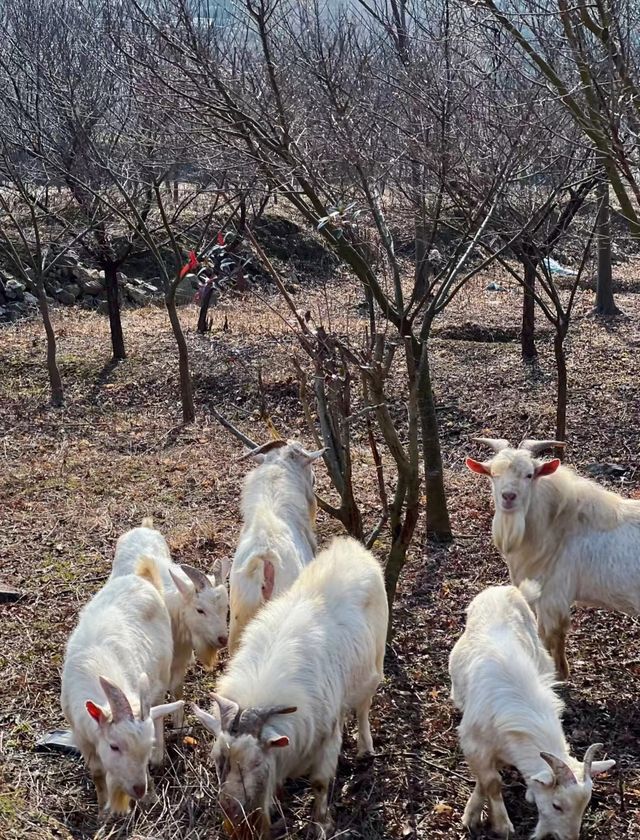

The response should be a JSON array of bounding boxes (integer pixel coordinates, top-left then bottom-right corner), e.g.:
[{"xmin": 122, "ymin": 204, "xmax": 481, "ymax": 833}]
[{"xmin": 0, "ymin": 252, "xmax": 186, "ymax": 322}]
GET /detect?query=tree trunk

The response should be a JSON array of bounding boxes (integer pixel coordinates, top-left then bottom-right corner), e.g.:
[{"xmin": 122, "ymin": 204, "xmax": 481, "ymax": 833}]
[
  {"xmin": 103, "ymin": 262, "xmax": 126, "ymax": 361},
  {"xmin": 173, "ymin": 180, "xmax": 179, "ymax": 204},
  {"xmin": 521, "ymin": 256, "xmax": 537, "ymax": 359},
  {"xmin": 37, "ymin": 286, "xmax": 64, "ymax": 407},
  {"xmin": 414, "ymin": 218, "xmax": 429, "ymax": 301},
  {"xmin": 166, "ymin": 285, "xmax": 195, "ymax": 423},
  {"xmin": 553, "ymin": 328, "xmax": 568, "ymax": 458},
  {"xmin": 384, "ymin": 541, "xmax": 409, "ymax": 638},
  {"xmin": 384, "ymin": 494, "xmax": 421, "ymax": 638},
  {"xmin": 594, "ymin": 173, "xmax": 620, "ymax": 316},
  {"xmin": 197, "ymin": 284, "xmax": 214, "ymax": 334},
  {"xmin": 416, "ymin": 339, "xmax": 452, "ymax": 542}
]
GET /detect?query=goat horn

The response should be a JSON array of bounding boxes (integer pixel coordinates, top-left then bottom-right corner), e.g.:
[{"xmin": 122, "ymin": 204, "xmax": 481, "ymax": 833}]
[
  {"xmin": 236, "ymin": 439, "xmax": 287, "ymax": 462},
  {"xmin": 519, "ymin": 439, "xmax": 566, "ymax": 455},
  {"xmin": 139, "ymin": 673, "xmax": 150, "ymax": 720},
  {"xmin": 540, "ymin": 752, "xmax": 578, "ymax": 787},
  {"xmin": 180, "ymin": 563, "xmax": 212, "ymax": 591},
  {"xmin": 236, "ymin": 705, "xmax": 297, "ymax": 736},
  {"xmin": 99, "ymin": 676, "xmax": 134, "ymax": 723},
  {"xmin": 472, "ymin": 437, "xmax": 511, "ymax": 453},
  {"xmin": 583, "ymin": 743, "xmax": 604, "ymax": 779}
]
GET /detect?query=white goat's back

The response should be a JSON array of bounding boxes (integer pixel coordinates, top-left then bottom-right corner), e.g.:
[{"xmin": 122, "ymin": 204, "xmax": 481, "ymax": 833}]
[
  {"xmin": 112, "ymin": 526, "xmax": 173, "ymax": 585},
  {"xmin": 61, "ymin": 574, "xmax": 172, "ymax": 741},
  {"xmin": 220, "ymin": 536, "xmax": 387, "ymax": 761},
  {"xmin": 229, "ymin": 454, "xmax": 318, "ymax": 650},
  {"xmin": 449, "ymin": 583, "xmax": 556, "ymax": 715}
]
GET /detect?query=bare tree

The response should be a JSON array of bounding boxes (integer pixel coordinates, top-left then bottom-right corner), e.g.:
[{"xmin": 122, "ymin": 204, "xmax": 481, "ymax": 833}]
[
  {"xmin": 0, "ymin": 144, "xmax": 92, "ymax": 406},
  {"xmin": 472, "ymin": 0, "xmax": 640, "ymax": 315},
  {"xmin": 129, "ymin": 0, "xmax": 532, "ymax": 544}
]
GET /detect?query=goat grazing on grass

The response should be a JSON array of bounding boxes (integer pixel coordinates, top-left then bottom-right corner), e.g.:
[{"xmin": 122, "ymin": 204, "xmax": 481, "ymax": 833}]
[
  {"xmin": 466, "ymin": 437, "xmax": 640, "ymax": 679},
  {"xmin": 228, "ymin": 439, "xmax": 325, "ymax": 653},
  {"xmin": 192, "ymin": 536, "xmax": 387, "ymax": 839},
  {"xmin": 449, "ymin": 581, "xmax": 615, "ymax": 839},
  {"xmin": 61, "ymin": 559, "xmax": 183, "ymax": 814},
  {"xmin": 112, "ymin": 519, "xmax": 229, "ymax": 726}
]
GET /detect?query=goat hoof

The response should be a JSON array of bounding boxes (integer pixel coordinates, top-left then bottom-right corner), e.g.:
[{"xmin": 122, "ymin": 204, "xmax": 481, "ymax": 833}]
[
  {"xmin": 491, "ymin": 817, "xmax": 514, "ymax": 837},
  {"xmin": 461, "ymin": 808, "xmax": 483, "ymax": 831}
]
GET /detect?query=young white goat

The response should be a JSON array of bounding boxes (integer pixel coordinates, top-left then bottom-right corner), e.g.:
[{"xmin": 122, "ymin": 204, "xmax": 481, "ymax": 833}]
[
  {"xmin": 449, "ymin": 582, "xmax": 615, "ymax": 839},
  {"xmin": 467, "ymin": 437, "xmax": 640, "ymax": 678},
  {"xmin": 61, "ymin": 560, "xmax": 183, "ymax": 814},
  {"xmin": 192, "ymin": 536, "xmax": 387, "ymax": 839},
  {"xmin": 112, "ymin": 519, "xmax": 229, "ymax": 725},
  {"xmin": 228, "ymin": 439, "xmax": 325, "ymax": 653}
]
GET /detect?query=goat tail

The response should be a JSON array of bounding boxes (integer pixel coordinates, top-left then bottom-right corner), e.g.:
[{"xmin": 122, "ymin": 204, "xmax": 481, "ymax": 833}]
[
  {"xmin": 135, "ymin": 555, "xmax": 164, "ymax": 594},
  {"xmin": 518, "ymin": 578, "xmax": 541, "ymax": 607},
  {"xmin": 141, "ymin": 516, "xmax": 154, "ymax": 528}
]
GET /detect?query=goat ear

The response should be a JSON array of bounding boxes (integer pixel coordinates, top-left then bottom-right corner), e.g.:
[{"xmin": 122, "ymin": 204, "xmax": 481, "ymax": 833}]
[
  {"xmin": 86, "ymin": 700, "xmax": 108, "ymax": 725},
  {"xmin": 264, "ymin": 733, "xmax": 289, "ymax": 749},
  {"xmin": 150, "ymin": 700, "xmax": 184, "ymax": 721},
  {"xmin": 212, "ymin": 557, "xmax": 231, "ymax": 582},
  {"xmin": 169, "ymin": 567, "xmax": 193, "ymax": 600},
  {"xmin": 534, "ymin": 458, "xmax": 561, "ymax": 478},
  {"xmin": 465, "ymin": 457, "xmax": 491, "ymax": 476},
  {"xmin": 262, "ymin": 558, "xmax": 275, "ymax": 601},
  {"xmin": 301, "ymin": 447, "xmax": 326, "ymax": 465},
  {"xmin": 530, "ymin": 768, "xmax": 555, "ymax": 787},
  {"xmin": 590, "ymin": 759, "xmax": 615, "ymax": 777}
]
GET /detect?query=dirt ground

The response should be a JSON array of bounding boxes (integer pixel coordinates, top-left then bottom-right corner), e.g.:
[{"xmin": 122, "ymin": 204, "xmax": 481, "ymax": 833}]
[{"xmin": 1, "ymin": 263, "xmax": 639, "ymax": 839}]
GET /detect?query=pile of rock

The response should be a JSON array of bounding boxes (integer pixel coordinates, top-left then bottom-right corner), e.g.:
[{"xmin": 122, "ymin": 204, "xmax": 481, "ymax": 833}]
[{"xmin": 0, "ymin": 256, "xmax": 164, "ymax": 322}]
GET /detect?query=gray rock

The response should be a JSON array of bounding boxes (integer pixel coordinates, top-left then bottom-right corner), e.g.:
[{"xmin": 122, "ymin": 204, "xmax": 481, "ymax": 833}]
[
  {"xmin": 97, "ymin": 301, "xmax": 110, "ymax": 316},
  {"xmin": 55, "ymin": 287, "xmax": 76, "ymax": 305},
  {"xmin": 125, "ymin": 283, "xmax": 150, "ymax": 305},
  {"xmin": 66, "ymin": 283, "xmax": 81, "ymax": 301},
  {"xmin": 486, "ymin": 281, "xmax": 505, "ymax": 292},
  {"xmin": 5, "ymin": 278, "xmax": 26, "ymax": 301},
  {"xmin": 80, "ymin": 279, "xmax": 104, "ymax": 296},
  {"xmin": 23, "ymin": 292, "xmax": 39, "ymax": 307}
]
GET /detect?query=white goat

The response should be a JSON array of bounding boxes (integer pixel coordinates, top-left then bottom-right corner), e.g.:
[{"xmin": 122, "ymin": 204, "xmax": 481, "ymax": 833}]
[
  {"xmin": 467, "ymin": 437, "xmax": 640, "ymax": 679},
  {"xmin": 449, "ymin": 582, "xmax": 615, "ymax": 839},
  {"xmin": 192, "ymin": 536, "xmax": 387, "ymax": 839},
  {"xmin": 112, "ymin": 519, "xmax": 229, "ymax": 725},
  {"xmin": 61, "ymin": 559, "xmax": 183, "ymax": 814},
  {"xmin": 228, "ymin": 439, "xmax": 325, "ymax": 653}
]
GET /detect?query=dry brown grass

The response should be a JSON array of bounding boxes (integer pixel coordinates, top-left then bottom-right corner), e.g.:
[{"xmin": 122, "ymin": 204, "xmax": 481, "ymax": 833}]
[{"xmin": 1, "ymin": 267, "xmax": 639, "ymax": 839}]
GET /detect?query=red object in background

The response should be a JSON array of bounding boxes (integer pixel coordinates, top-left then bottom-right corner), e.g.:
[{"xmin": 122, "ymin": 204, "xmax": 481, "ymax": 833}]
[
  {"xmin": 217, "ymin": 230, "xmax": 225, "ymax": 246},
  {"xmin": 179, "ymin": 250, "xmax": 198, "ymax": 279}
]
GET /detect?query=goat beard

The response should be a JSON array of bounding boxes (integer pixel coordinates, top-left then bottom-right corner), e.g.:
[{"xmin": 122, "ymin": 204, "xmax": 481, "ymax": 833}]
[
  {"xmin": 108, "ymin": 786, "xmax": 133, "ymax": 815},
  {"xmin": 223, "ymin": 809, "xmax": 269, "ymax": 840},
  {"xmin": 492, "ymin": 508, "xmax": 526, "ymax": 555},
  {"xmin": 194, "ymin": 641, "xmax": 220, "ymax": 671}
]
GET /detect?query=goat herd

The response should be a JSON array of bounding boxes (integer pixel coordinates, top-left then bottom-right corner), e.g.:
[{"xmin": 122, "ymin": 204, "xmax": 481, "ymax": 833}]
[{"xmin": 57, "ymin": 436, "xmax": 640, "ymax": 839}]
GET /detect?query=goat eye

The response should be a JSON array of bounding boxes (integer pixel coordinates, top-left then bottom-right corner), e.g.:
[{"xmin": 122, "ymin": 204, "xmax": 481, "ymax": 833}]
[
  {"xmin": 552, "ymin": 803, "xmax": 563, "ymax": 812},
  {"xmin": 526, "ymin": 472, "xmax": 533, "ymax": 479},
  {"xmin": 197, "ymin": 608, "xmax": 206, "ymax": 615},
  {"xmin": 110, "ymin": 744, "xmax": 120, "ymax": 752}
]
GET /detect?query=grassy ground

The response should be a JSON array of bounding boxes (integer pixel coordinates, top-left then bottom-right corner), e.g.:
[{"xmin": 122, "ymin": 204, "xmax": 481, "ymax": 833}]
[{"xmin": 1, "ymin": 265, "xmax": 639, "ymax": 839}]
